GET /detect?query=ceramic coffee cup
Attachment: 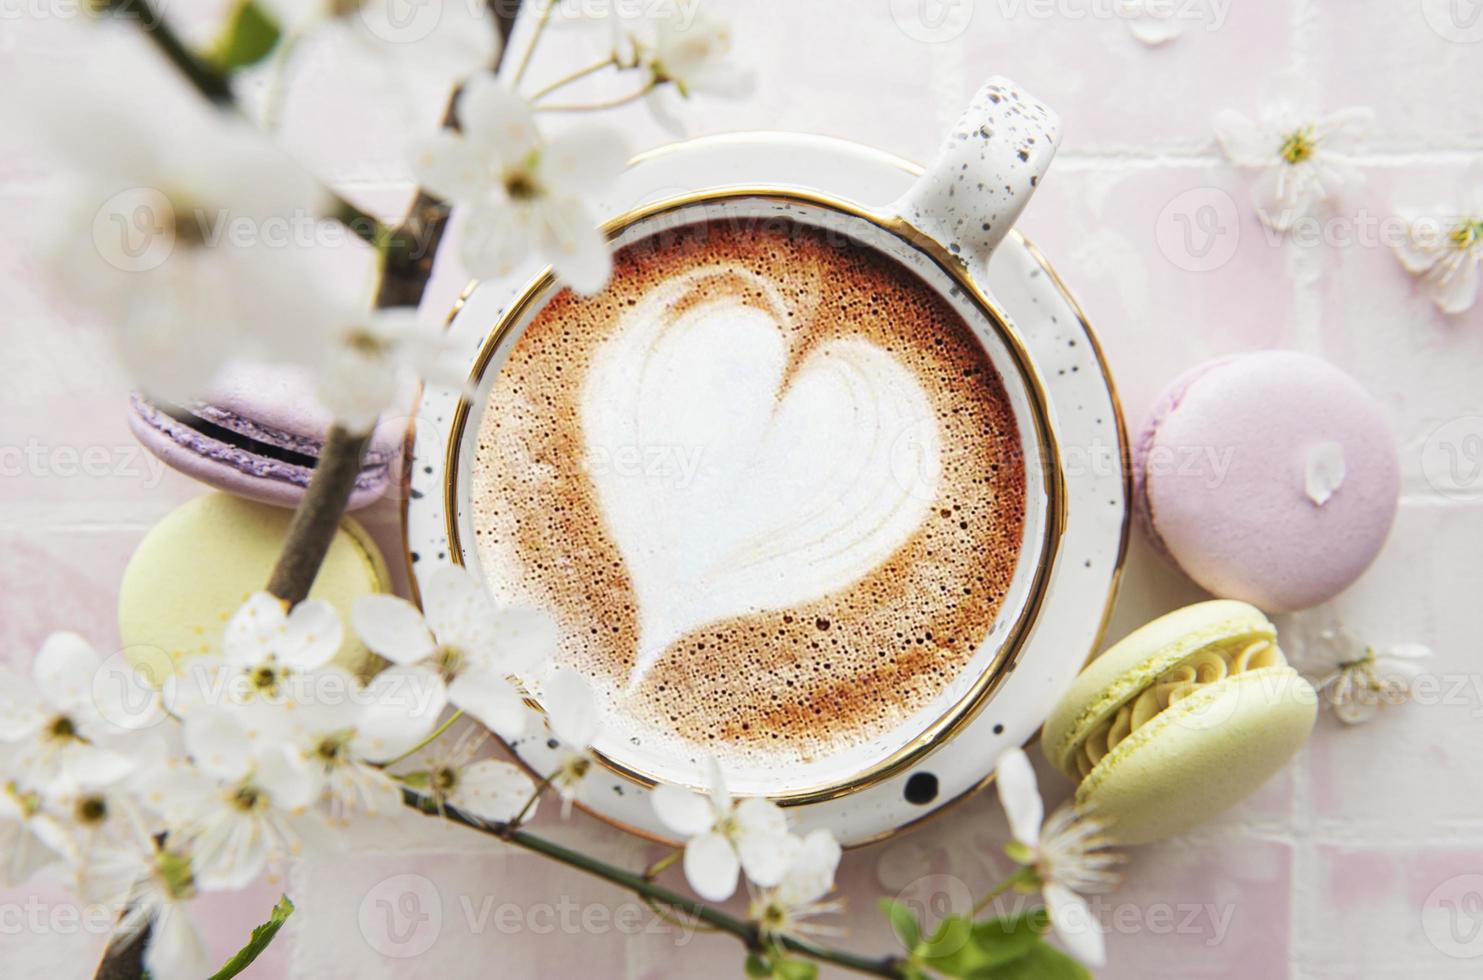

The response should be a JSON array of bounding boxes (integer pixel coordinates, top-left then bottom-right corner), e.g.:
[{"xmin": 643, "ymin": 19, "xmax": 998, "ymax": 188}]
[{"xmin": 431, "ymin": 77, "xmax": 1068, "ymax": 805}]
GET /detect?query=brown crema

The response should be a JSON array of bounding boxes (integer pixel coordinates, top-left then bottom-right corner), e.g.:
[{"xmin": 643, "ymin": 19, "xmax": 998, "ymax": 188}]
[{"xmin": 470, "ymin": 217, "xmax": 1026, "ymax": 768}]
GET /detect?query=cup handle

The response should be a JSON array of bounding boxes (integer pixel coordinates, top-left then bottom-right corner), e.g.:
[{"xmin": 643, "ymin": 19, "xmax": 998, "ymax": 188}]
[{"xmin": 888, "ymin": 77, "xmax": 1061, "ymax": 272}]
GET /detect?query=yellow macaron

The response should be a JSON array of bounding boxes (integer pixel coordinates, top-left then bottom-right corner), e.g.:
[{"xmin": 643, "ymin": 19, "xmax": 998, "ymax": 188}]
[
  {"xmin": 1042, "ymin": 600, "xmax": 1317, "ymax": 845},
  {"xmin": 119, "ymin": 491, "xmax": 390, "ymax": 678}
]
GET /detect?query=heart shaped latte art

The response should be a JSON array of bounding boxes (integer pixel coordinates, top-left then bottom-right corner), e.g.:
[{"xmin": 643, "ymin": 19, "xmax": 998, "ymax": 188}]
[{"xmin": 581, "ymin": 266, "xmax": 943, "ymax": 687}]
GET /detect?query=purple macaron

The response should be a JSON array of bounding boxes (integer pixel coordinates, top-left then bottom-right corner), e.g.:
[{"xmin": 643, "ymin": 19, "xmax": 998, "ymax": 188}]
[
  {"xmin": 128, "ymin": 362, "xmax": 402, "ymax": 511},
  {"xmin": 1134, "ymin": 351, "xmax": 1400, "ymax": 613}
]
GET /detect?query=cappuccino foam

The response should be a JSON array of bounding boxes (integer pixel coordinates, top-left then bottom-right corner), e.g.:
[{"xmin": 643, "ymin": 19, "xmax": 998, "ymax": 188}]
[{"xmin": 471, "ymin": 218, "xmax": 1025, "ymax": 773}]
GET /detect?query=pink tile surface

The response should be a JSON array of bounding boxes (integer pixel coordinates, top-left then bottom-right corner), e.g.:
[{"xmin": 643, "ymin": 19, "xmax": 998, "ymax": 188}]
[{"xmin": 3, "ymin": 1, "xmax": 1482, "ymax": 978}]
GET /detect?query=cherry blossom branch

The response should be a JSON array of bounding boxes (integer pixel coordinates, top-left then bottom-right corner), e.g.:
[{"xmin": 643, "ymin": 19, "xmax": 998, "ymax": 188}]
[
  {"xmin": 265, "ymin": 425, "xmax": 372, "ymax": 604},
  {"xmin": 402, "ymin": 789, "xmax": 907, "ymax": 979},
  {"xmin": 268, "ymin": 0, "xmax": 525, "ymax": 598},
  {"xmin": 94, "ymin": 0, "xmax": 389, "ymax": 250}
]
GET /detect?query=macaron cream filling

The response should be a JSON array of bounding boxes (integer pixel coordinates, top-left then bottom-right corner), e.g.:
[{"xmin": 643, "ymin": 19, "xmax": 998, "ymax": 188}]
[{"xmin": 1072, "ymin": 637, "xmax": 1287, "ymax": 779}]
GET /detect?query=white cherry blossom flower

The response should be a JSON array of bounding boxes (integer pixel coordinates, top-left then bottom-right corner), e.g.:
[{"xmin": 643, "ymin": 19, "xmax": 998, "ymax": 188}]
[
  {"xmin": 0, "ymin": 779, "xmax": 77, "ymax": 885},
  {"xmin": 541, "ymin": 668, "xmax": 602, "ymax": 818},
  {"xmin": 139, "ymin": 712, "xmax": 327, "ymax": 890},
  {"xmin": 1215, "ymin": 103, "xmax": 1373, "ymax": 231},
  {"xmin": 643, "ymin": 13, "xmax": 752, "ymax": 98},
  {"xmin": 196, "ymin": 592, "xmax": 344, "ymax": 709},
  {"xmin": 84, "ymin": 841, "xmax": 211, "ymax": 980},
  {"xmin": 1393, "ymin": 184, "xmax": 1483, "ymax": 314},
  {"xmin": 413, "ymin": 727, "xmax": 537, "ymax": 825},
  {"xmin": 411, "ymin": 77, "xmax": 627, "ymax": 294},
  {"xmin": 352, "ymin": 565, "xmax": 558, "ymax": 741},
  {"xmin": 0, "ymin": 632, "xmax": 137, "ymax": 791},
  {"xmin": 996, "ymin": 747, "xmax": 1122, "ymax": 968},
  {"xmin": 635, "ymin": 12, "xmax": 752, "ymax": 134},
  {"xmin": 1314, "ymin": 628, "xmax": 1433, "ymax": 724},
  {"xmin": 748, "ymin": 828, "xmax": 844, "ymax": 942},
  {"xmin": 651, "ymin": 759, "xmax": 796, "ymax": 902},
  {"xmin": 31, "ymin": 81, "xmax": 327, "ymax": 402},
  {"xmin": 45, "ymin": 743, "xmax": 165, "ymax": 867},
  {"xmin": 308, "ymin": 304, "xmax": 462, "ymax": 433},
  {"xmin": 278, "ymin": 687, "xmax": 406, "ymax": 819}
]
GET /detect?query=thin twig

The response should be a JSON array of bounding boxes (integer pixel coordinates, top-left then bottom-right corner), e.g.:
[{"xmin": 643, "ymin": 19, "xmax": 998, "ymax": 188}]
[
  {"xmin": 377, "ymin": 710, "xmax": 464, "ymax": 769},
  {"xmin": 508, "ymin": 0, "xmax": 554, "ymax": 85},
  {"xmin": 537, "ymin": 81, "xmax": 658, "ymax": 113},
  {"xmin": 404, "ymin": 790, "xmax": 907, "ymax": 978},
  {"xmin": 526, "ymin": 53, "xmax": 619, "ymax": 102},
  {"xmin": 94, "ymin": 0, "xmax": 389, "ymax": 249}
]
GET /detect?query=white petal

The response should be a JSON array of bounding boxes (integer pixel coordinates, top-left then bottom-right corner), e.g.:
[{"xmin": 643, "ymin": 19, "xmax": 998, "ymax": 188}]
[
  {"xmin": 223, "ymin": 593, "xmax": 286, "ymax": 667},
  {"xmin": 410, "ymin": 130, "xmax": 490, "ymax": 204},
  {"xmin": 1305, "ymin": 441, "xmax": 1346, "ymax": 506},
  {"xmin": 352, "ymin": 595, "xmax": 437, "ymax": 665},
  {"xmin": 736, "ymin": 823, "xmax": 798, "ymax": 889},
  {"xmin": 1430, "ymin": 254, "xmax": 1481, "ymax": 314},
  {"xmin": 135, "ymin": 764, "xmax": 219, "ymax": 828},
  {"xmin": 183, "ymin": 712, "xmax": 253, "ymax": 782},
  {"xmin": 535, "ymin": 198, "xmax": 612, "ymax": 296},
  {"xmin": 448, "ymin": 670, "xmax": 527, "ymax": 741},
  {"xmin": 255, "ymin": 743, "xmax": 323, "ymax": 811},
  {"xmin": 355, "ymin": 666, "xmax": 448, "ymax": 762},
  {"xmin": 458, "ymin": 200, "xmax": 534, "ymax": 280},
  {"xmin": 651, "ymin": 784, "xmax": 715, "ymax": 837},
  {"xmin": 490, "ymin": 606, "xmax": 560, "ymax": 674},
  {"xmin": 144, "ymin": 903, "xmax": 211, "ymax": 980},
  {"xmin": 540, "ymin": 125, "xmax": 628, "ymax": 196},
  {"xmin": 423, "ymin": 565, "xmax": 493, "ymax": 647},
  {"xmin": 544, "ymin": 668, "xmax": 599, "ymax": 748},
  {"xmin": 1045, "ymin": 882, "xmax": 1106, "ymax": 967},
  {"xmin": 59, "ymin": 742, "xmax": 137, "ymax": 789},
  {"xmin": 33, "ymin": 632, "xmax": 102, "ymax": 713},
  {"xmin": 192, "ymin": 813, "xmax": 271, "ymax": 891},
  {"xmin": 449, "ymin": 759, "xmax": 534, "ymax": 823},
  {"xmin": 1252, "ymin": 164, "xmax": 1317, "ymax": 231},
  {"xmin": 457, "ymin": 75, "xmax": 539, "ymax": 164},
  {"xmin": 1393, "ymin": 212, "xmax": 1449, "ymax": 274},
  {"xmin": 683, "ymin": 830, "xmax": 740, "ymax": 902},
  {"xmin": 1212, "ymin": 110, "xmax": 1273, "ymax": 167},
  {"xmin": 328, "ymin": 763, "xmax": 405, "ymax": 816},
  {"xmin": 276, "ymin": 600, "xmax": 343, "ymax": 672},
  {"xmin": 733, "ymin": 796, "xmax": 788, "ymax": 839},
  {"xmin": 705, "ymin": 756, "xmax": 731, "ymax": 814},
  {"xmin": 995, "ymin": 747, "xmax": 1044, "ymax": 848},
  {"xmin": 776, "ymin": 829, "xmax": 843, "ymax": 906},
  {"xmin": 0, "ymin": 669, "xmax": 46, "ymax": 741}
]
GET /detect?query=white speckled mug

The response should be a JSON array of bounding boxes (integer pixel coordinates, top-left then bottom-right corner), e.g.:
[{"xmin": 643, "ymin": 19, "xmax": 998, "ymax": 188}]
[{"xmin": 453, "ymin": 77, "xmax": 1068, "ymax": 805}]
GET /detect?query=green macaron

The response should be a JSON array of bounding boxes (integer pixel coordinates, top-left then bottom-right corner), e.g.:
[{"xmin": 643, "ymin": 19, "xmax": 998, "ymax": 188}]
[
  {"xmin": 119, "ymin": 491, "xmax": 391, "ymax": 679},
  {"xmin": 1043, "ymin": 600, "xmax": 1317, "ymax": 845}
]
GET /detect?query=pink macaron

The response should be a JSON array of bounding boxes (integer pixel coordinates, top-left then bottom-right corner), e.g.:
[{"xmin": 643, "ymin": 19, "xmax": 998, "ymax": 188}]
[
  {"xmin": 127, "ymin": 362, "xmax": 402, "ymax": 512},
  {"xmin": 1134, "ymin": 351, "xmax": 1399, "ymax": 613}
]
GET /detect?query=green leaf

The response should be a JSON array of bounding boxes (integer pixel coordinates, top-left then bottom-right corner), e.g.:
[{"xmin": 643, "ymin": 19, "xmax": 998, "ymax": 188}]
[
  {"xmin": 917, "ymin": 909, "xmax": 1055, "ymax": 979},
  {"xmin": 207, "ymin": 894, "xmax": 294, "ymax": 980},
  {"xmin": 744, "ymin": 949, "xmax": 818, "ymax": 980},
  {"xmin": 774, "ymin": 958, "xmax": 819, "ymax": 980},
  {"xmin": 987, "ymin": 940, "xmax": 1092, "ymax": 980},
  {"xmin": 208, "ymin": 0, "xmax": 282, "ymax": 72},
  {"xmin": 879, "ymin": 897, "xmax": 921, "ymax": 951}
]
